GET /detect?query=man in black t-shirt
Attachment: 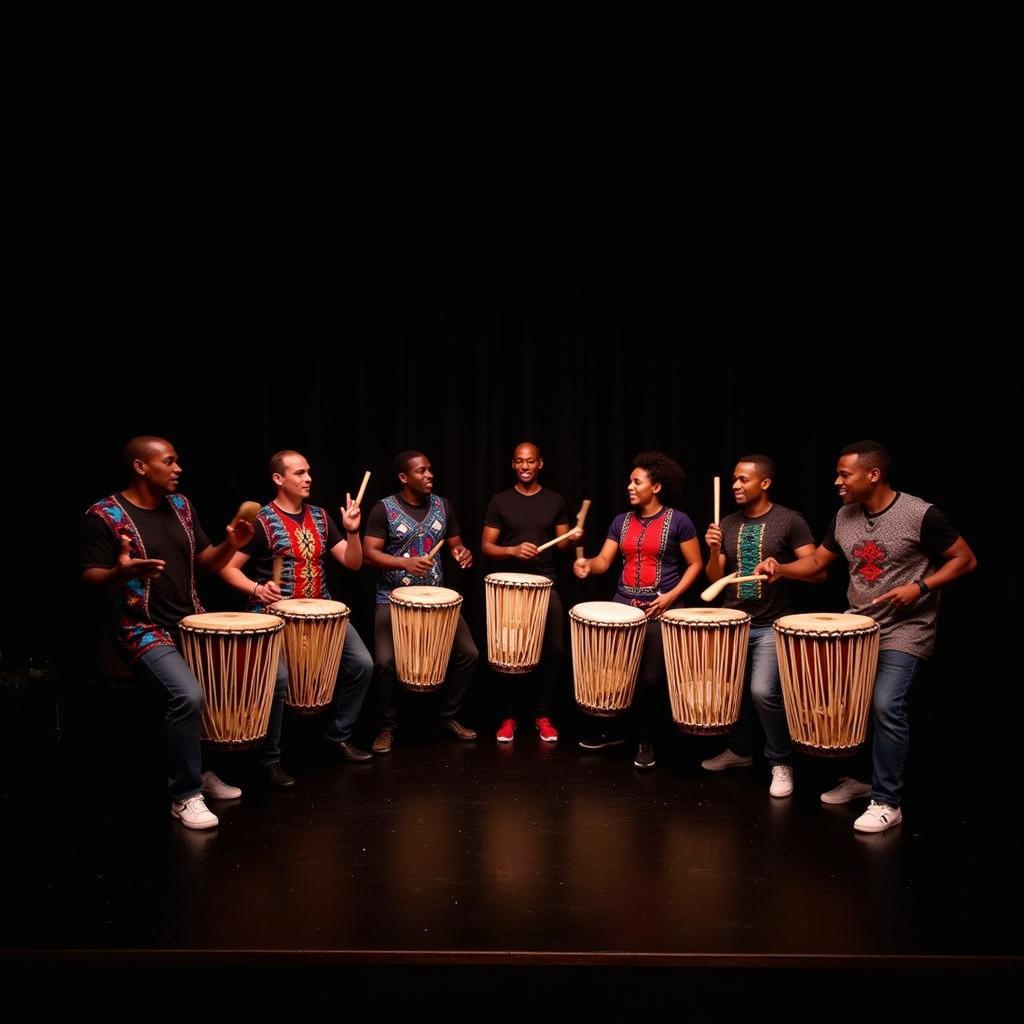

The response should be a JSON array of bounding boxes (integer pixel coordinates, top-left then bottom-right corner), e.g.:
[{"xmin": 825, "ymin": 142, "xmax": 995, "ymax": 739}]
[
  {"xmin": 81, "ymin": 436, "xmax": 254, "ymax": 831},
  {"xmin": 701, "ymin": 455, "xmax": 819, "ymax": 799},
  {"xmin": 480, "ymin": 441, "xmax": 582, "ymax": 744}
]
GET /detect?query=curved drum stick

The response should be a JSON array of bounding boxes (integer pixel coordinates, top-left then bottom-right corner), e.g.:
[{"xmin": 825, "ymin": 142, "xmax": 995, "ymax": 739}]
[
  {"xmin": 700, "ymin": 572, "xmax": 767, "ymax": 602},
  {"xmin": 535, "ymin": 498, "xmax": 592, "ymax": 555}
]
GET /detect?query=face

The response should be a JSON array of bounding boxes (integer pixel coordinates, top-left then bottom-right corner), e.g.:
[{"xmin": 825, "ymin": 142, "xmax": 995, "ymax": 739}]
[
  {"xmin": 627, "ymin": 467, "xmax": 660, "ymax": 506},
  {"xmin": 400, "ymin": 455, "xmax": 434, "ymax": 498},
  {"xmin": 834, "ymin": 453, "xmax": 878, "ymax": 504},
  {"xmin": 512, "ymin": 444, "xmax": 543, "ymax": 486},
  {"xmin": 274, "ymin": 454, "xmax": 312, "ymax": 503},
  {"xmin": 135, "ymin": 441, "xmax": 181, "ymax": 493},
  {"xmin": 732, "ymin": 462, "xmax": 769, "ymax": 506}
]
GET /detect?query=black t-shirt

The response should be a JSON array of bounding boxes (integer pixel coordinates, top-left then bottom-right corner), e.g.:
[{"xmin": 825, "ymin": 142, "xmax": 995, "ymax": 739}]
[
  {"xmin": 82, "ymin": 495, "xmax": 211, "ymax": 632},
  {"xmin": 823, "ymin": 498, "xmax": 959, "ymax": 557},
  {"xmin": 242, "ymin": 504, "xmax": 344, "ymax": 584},
  {"xmin": 484, "ymin": 487, "xmax": 569, "ymax": 580},
  {"xmin": 365, "ymin": 494, "xmax": 461, "ymax": 541},
  {"xmin": 718, "ymin": 504, "xmax": 815, "ymax": 627}
]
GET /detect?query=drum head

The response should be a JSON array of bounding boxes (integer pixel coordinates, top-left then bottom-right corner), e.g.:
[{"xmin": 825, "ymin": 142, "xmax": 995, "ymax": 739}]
[
  {"xmin": 180, "ymin": 612, "xmax": 282, "ymax": 632},
  {"xmin": 775, "ymin": 612, "xmax": 878, "ymax": 634},
  {"xmin": 663, "ymin": 608, "xmax": 750, "ymax": 625},
  {"xmin": 570, "ymin": 601, "xmax": 645, "ymax": 625},
  {"xmin": 270, "ymin": 599, "xmax": 349, "ymax": 617},
  {"xmin": 485, "ymin": 572, "xmax": 553, "ymax": 587},
  {"xmin": 389, "ymin": 586, "xmax": 462, "ymax": 606}
]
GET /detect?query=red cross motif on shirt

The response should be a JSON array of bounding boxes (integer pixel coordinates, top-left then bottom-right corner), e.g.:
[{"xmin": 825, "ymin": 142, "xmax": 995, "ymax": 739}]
[{"xmin": 852, "ymin": 539, "xmax": 887, "ymax": 583}]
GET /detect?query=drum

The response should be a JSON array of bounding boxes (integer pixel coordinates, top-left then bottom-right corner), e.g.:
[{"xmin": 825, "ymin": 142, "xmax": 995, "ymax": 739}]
[
  {"xmin": 570, "ymin": 601, "xmax": 647, "ymax": 716},
  {"xmin": 389, "ymin": 586, "xmax": 463, "ymax": 691},
  {"xmin": 773, "ymin": 612, "xmax": 880, "ymax": 756},
  {"xmin": 484, "ymin": 572, "xmax": 553, "ymax": 674},
  {"xmin": 269, "ymin": 598, "xmax": 350, "ymax": 714},
  {"xmin": 662, "ymin": 607, "xmax": 751, "ymax": 735},
  {"xmin": 178, "ymin": 612, "xmax": 284, "ymax": 749}
]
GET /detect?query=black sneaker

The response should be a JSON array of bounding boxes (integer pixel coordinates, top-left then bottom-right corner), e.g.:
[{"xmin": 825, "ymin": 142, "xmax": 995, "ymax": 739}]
[
  {"xmin": 633, "ymin": 742, "xmax": 655, "ymax": 769},
  {"xmin": 578, "ymin": 731, "xmax": 625, "ymax": 751}
]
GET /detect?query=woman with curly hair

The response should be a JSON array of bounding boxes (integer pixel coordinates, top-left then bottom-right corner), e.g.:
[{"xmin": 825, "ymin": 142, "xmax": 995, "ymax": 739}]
[{"xmin": 574, "ymin": 451, "xmax": 703, "ymax": 769}]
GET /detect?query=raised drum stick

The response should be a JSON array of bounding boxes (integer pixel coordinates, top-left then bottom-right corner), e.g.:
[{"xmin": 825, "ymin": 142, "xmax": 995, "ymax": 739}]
[
  {"xmin": 535, "ymin": 498, "xmax": 592, "ymax": 554},
  {"xmin": 354, "ymin": 470, "xmax": 371, "ymax": 508},
  {"xmin": 714, "ymin": 476, "xmax": 720, "ymax": 526}
]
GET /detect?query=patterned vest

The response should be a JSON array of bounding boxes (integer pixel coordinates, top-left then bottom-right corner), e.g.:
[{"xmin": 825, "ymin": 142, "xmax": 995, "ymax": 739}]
[
  {"xmin": 374, "ymin": 494, "xmax": 447, "ymax": 604},
  {"xmin": 249, "ymin": 502, "xmax": 332, "ymax": 610},
  {"xmin": 86, "ymin": 493, "xmax": 203, "ymax": 663}
]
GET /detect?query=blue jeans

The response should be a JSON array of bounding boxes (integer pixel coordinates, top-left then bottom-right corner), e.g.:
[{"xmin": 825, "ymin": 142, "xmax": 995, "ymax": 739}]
[
  {"xmin": 870, "ymin": 649, "xmax": 921, "ymax": 809},
  {"xmin": 136, "ymin": 645, "xmax": 204, "ymax": 801},
  {"xmin": 727, "ymin": 626, "xmax": 792, "ymax": 765},
  {"xmin": 259, "ymin": 625, "xmax": 374, "ymax": 764}
]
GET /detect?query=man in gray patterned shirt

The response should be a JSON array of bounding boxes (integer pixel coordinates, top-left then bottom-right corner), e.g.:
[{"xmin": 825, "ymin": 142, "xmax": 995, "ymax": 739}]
[{"xmin": 756, "ymin": 441, "xmax": 977, "ymax": 834}]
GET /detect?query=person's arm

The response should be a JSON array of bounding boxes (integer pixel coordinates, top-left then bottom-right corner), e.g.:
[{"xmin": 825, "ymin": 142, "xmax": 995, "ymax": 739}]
[
  {"xmin": 219, "ymin": 549, "xmax": 283, "ymax": 606},
  {"xmin": 82, "ymin": 534, "xmax": 165, "ymax": 587},
  {"xmin": 329, "ymin": 493, "xmax": 363, "ymax": 571},
  {"xmin": 872, "ymin": 537, "xmax": 978, "ymax": 609},
  {"xmin": 574, "ymin": 538, "xmax": 619, "ymax": 578},
  {"xmin": 363, "ymin": 535, "xmax": 434, "ymax": 578},
  {"xmin": 792, "ymin": 542, "xmax": 827, "ymax": 583},
  {"xmin": 756, "ymin": 544, "xmax": 839, "ymax": 581},
  {"xmin": 446, "ymin": 533, "xmax": 473, "ymax": 569},
  {"xmin": 705, "ymin": 522, "xmax": 727, "ymax": 583},
  {"xmin": 197, "ymin": 515, "xmax": 254, "ymax": 573},
  {"xmin": 481, "ymin": 525, "xmax": 538, "ymax": 562},
  {"xmin": 643, "ymin": 537, "xmax": 704, "ymax": 619}
]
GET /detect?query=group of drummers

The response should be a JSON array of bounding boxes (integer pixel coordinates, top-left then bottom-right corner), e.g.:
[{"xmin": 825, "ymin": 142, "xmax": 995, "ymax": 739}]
[{"xmin": 82, "ymin": 437, "xmax": 977, "ymax": 835}]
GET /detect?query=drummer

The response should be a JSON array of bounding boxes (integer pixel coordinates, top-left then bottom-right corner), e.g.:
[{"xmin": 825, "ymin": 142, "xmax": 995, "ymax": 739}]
[
  {"xmin": 480, "ymin": 441, "xmax": 583, "ymax": 744},
  {"xmin": 220, "ymin": 451, "xmax": 374, "ymax": 785},
  {"xmin": 574, "ymin": 451, "xmax": 703, "ymax": 769},
  {"xmin": 81, "ymin": 436, "xmax": 255, "ymax": 830},
  {"xmin": 700, "ymin": 455, "xmax": 821, "ymax": 799},
  {"xmin": 363, "ymin": 451, "xmax": 478, "ymax": 753},
  {"xmin": 755, "ymin": 441, "xmax": 977, "ymax": 833}
]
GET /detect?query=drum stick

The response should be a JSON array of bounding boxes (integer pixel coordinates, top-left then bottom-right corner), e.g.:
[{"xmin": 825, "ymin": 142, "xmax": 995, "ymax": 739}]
[
  {"xmin": 272, "ymin": 557, "xmax": 283, "ymax": 585},
  {"xmin": 700, "ymin": 572, "xmax": 767, "ymax": 603},
  {"xmin": 713, "ymin": 477, "xmax": 720, "ymax": 526},
  {"xmin": 426, "ymin": 539, "xmax": 446, "ymax": 562},
  {"xmin": 354, "ymin": 470, "xmax": 371, "ymax": 507},
  {"xmin": 535, "ymin": 499, "xmax": 592, "ymax": 554}
]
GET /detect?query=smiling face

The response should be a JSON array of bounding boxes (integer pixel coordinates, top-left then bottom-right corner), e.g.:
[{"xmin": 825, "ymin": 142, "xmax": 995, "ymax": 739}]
[
  {"xmin": 512, "ymin": 443, "xmax": 543, "ymax": 487},
  {"xmin": 834, "ymin": 453, "xmax": 879, "ymax": 505},
  {"xmin": 627, "ymin": 467, "xmax": 660, "ymax": 507},
  {"xmin": 400, "ymin": 455, "xmax": 434, "ymax": 499},
  {"xmin": 732, "ymin": 462, "xmax": 770, "ymax": 508},
  {"xmin": 274, "ymin": 453, "xmax": 312, "ymax": 504}
]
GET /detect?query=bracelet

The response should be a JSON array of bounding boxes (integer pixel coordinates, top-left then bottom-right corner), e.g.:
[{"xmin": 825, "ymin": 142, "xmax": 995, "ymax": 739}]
[{"xmin": 251, "ymin": 581, "xmax": 260, "ymax": 597}]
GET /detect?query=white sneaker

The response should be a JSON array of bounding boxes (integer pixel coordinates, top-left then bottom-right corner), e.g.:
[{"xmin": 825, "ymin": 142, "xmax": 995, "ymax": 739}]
[
  {"xmin": 701, "ymin": 748, "xmax": 754, "ymax": 771},
  {"xmin": 769, "ymin": 764, "xmax": 794, "ymax": 798},
  {"xmin": 171, "ymin": 794, "xmax": 219, "ymax": 830},
  {"xmin": 820, "ymin": 777, "xmax": 872, "ymax": 805},
  {"xmin": 201, "ymin": 770, "xmax": 242, "ymax": 800},
  {"xmin": 853, "ymin": 800, "xmax": 902, "ymax": 833}
]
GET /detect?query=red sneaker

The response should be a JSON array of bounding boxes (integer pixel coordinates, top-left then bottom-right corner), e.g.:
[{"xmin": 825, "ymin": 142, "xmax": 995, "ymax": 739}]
[
  {"xmin": 535, "ymin": 717, "xmax": 559, "ymax": 742},
  {"xmin": 496, "ymin": 718, "xmax": 516, "ymax": 743}
]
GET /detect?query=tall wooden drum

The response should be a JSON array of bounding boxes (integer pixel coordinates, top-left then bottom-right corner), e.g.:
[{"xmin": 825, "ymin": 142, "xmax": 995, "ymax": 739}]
[
  {"xmin": 389, "ymin": 586, "xmax": 463, "ymax": 692},
  {"xmin": 484, "ymin": 572, "xmax": 553, "ymax": 674},
  {"xmin": 570, "ymin": 601, "xmax": 647, "ymax": 716},
  {"xmin": 269, "ymin": 598, "xmax": 350, "ymax": 713}
]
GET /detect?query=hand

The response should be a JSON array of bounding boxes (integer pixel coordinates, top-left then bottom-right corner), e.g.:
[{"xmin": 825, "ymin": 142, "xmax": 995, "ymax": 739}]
[
  {"xmin": 574, "ymin": 557, "xmax": 590, "ymax": 579},
  {"xmin": 117, "ymin": 534, "xmax": 165, "ymax": 579},
  {"xmin": 872, "ymin": 584, "xmax": 922, "ymax": 609},
  {"xmin": 755, "ymin": 557, "xmax": 781, "ymax": 579},
  {"xmin": 567, "ymin": 526, "xmax": 583, "ymax": 542},
  {"xmin": 255, "ymin": 580, "xmax": 283, "ymax": 605},
  {"xmin": 410, "ymin": 556, "xmax": 434, "ymax": 577},
  {"xmin": 705, "ymin": 523, "xmax": 723, "ymax": 550},
  {"xmin": 340, "ymin": 492, "xmax": 361, "ymax": 534},
  {"xmin": 226, "ymin": 516, "xmax": 254, "ymax": 549},
  {"xmin": 644, "ymin": 592, "xmax": 674, "ymax": 619},
  {"xmin": 512, "ymin": 542, "xmax": 539, "ymax": 560},
  {"xmin": 452, "ymin": 545, "xmax": 473, "ymax": 569}
]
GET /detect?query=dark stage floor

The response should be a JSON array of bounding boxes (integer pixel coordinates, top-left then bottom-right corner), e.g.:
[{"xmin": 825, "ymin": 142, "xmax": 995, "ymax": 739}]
[{"xmin": 2, "ymin": 681, "xmax": 1020, "ymax": 983}]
